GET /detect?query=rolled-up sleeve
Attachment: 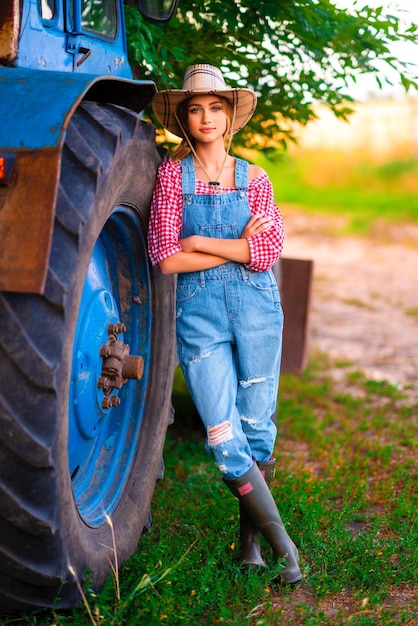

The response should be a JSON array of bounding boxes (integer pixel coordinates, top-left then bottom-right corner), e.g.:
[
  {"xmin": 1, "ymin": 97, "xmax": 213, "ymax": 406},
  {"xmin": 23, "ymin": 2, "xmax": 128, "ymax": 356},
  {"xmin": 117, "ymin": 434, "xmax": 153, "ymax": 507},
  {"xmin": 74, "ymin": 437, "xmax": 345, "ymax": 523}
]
[
  {"xmin": 148, "ymin": 160, "xmax": 183, "ymax": 267},
  {"xmin": 245, "ymin": 174, "xmax": 285, "ymax": 272}
]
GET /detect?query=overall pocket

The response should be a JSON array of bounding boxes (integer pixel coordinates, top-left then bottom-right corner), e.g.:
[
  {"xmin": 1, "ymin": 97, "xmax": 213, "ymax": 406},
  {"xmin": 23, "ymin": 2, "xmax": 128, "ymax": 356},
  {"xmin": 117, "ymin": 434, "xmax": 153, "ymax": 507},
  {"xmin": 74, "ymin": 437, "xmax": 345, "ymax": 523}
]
[
  {"xmin": 200, "ymin": 224, "xmax": 239, "ymax": 239},
  {"xmin": 176, "ymin": 279, "xmax": 202, "ymax": 304},
  {"xmin": 247, "ymin": 271, "xmax": 282, "ymax": 308}
]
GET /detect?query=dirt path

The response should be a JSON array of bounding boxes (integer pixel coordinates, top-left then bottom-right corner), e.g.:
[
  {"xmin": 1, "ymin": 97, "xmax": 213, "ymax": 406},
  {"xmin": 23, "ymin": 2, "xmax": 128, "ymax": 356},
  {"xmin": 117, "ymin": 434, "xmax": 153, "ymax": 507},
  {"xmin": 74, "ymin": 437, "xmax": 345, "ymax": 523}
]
[{"xmin": 281, "ymin": 209, "xmax": 418, "ymax": 400}]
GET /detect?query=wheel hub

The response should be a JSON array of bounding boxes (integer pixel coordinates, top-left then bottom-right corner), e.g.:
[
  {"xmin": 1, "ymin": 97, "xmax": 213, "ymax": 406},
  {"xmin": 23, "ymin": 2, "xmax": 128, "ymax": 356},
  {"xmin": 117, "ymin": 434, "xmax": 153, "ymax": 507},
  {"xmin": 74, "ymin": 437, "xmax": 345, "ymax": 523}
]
[{"xmin": 99, "ymin": 323, "xmax": 144, "ymax": 409}]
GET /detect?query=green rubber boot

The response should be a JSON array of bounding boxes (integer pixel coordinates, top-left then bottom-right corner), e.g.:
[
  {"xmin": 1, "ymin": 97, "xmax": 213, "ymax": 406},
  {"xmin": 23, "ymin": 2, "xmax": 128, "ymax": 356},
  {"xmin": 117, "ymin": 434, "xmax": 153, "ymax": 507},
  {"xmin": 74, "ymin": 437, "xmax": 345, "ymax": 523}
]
[
  {"xmin": 238, "ymin": 501, "xmax": 266, "ymax": 570},
  {"xmin": 225, "ymin": 463, "xmax": 302, "ymax": 584},
  {"xmin": 258, "ymin": 457, "xmax": 276, "ymax": 487},
  {"xmin": 237, "ymin": 458, "xmax": 276, "ymax": 569}
]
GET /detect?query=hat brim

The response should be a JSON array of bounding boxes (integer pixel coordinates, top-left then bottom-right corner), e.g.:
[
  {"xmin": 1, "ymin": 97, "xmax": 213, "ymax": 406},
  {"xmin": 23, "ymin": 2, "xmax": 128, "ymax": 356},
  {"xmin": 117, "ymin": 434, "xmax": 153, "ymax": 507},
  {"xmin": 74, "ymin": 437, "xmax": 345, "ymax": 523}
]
[{"xmin": 152, "ymin": 88, "xmax": 257, "ymax": 138}]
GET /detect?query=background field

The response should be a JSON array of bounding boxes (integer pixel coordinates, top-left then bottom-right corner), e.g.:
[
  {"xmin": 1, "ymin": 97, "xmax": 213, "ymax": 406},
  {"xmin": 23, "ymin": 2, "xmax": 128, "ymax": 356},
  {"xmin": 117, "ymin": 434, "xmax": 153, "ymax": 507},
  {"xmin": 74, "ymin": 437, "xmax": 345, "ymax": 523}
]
[
  {"xmin": 257, "ymin": 96, "xmax": 418, "ymax": 235},
  {"xmin": 261, "ymin": 151, "xmax": 418, "ymax": 235}
]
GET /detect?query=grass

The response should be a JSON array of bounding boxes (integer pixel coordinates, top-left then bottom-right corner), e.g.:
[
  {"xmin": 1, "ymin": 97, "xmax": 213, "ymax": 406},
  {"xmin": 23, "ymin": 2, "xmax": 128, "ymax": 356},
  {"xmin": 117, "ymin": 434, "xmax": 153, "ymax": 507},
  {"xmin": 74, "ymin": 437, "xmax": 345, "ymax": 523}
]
[
  {"xmin": 8, "ymin": 356, "xmax": 417, "ymax": 625},
  {"xmin": 253, "ymin": 152, "xmax": 418, "ymax": 235}
]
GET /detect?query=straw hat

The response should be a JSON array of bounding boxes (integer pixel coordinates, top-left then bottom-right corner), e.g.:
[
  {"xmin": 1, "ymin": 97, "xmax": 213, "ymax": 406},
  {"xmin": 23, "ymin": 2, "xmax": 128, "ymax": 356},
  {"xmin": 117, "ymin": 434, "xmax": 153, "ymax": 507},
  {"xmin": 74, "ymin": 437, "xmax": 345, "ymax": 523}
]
[{"xmin": 152, "ymin": 64, "xmax": 257, "ymax": 138}]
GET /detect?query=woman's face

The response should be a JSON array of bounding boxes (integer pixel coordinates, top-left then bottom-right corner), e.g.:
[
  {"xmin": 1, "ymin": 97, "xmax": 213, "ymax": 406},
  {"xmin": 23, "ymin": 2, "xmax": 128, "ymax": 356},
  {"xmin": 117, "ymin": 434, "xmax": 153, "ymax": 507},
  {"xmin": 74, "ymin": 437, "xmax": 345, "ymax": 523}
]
[{"xmin": 185, "ymin": 95, "xmax": 229, "ymax": 144}]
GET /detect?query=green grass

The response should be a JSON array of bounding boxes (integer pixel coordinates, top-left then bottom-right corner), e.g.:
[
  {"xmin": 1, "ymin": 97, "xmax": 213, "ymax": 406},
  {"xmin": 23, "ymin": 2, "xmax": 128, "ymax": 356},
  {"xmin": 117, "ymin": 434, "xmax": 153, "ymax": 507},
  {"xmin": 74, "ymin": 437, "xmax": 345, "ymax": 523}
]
[
  {"xmin": 255, "ymin": 152, "xmax": 418, "ymax": 235},
  {"xmin": 10, "ymin": 356, "xmax": 417, "ymax": 625}
]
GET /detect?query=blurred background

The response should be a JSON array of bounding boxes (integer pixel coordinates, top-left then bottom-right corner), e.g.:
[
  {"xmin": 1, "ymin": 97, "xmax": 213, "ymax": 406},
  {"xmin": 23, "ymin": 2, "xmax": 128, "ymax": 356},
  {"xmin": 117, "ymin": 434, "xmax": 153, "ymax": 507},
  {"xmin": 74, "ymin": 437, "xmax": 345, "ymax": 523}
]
[
  {"xmin": 269, "ymin": 0, "xmax": 418, "ymax": 230},
  {"xmin": 260, "ymin": 95, "xmax": 418, "ymax": 233}
]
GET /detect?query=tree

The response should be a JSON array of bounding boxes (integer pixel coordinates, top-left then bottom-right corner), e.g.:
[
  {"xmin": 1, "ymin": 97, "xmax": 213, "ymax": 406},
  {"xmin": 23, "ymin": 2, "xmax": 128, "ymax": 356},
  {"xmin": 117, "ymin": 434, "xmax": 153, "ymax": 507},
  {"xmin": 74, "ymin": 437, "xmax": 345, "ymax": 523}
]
[{"xmin": 125, "ymin": 0, "xmax": 418, "ymax": 151}]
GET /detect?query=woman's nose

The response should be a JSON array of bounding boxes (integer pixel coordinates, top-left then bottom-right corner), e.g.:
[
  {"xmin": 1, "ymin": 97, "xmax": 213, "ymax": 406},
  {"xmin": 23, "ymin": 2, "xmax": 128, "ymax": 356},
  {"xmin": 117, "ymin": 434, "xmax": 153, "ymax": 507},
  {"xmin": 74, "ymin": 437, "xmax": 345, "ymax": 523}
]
[{"xmin": 201, "ymin": 109, "xmax": 211, "ymax": 123}]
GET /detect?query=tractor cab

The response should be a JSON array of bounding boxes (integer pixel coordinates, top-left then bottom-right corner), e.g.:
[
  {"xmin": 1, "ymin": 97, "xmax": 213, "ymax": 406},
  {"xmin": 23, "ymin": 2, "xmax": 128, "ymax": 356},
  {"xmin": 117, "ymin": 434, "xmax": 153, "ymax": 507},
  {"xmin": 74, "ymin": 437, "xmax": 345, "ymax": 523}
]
[{"xmin": 1, "ymin": 0, "xmax": 177, "ymax": 75}]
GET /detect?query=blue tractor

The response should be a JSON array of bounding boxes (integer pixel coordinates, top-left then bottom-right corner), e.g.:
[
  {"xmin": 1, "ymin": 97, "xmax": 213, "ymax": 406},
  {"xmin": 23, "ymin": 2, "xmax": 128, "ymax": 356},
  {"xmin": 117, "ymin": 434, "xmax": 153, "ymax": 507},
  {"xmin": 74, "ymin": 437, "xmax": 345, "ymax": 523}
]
[{"xmin": 0, "ymin": 0, "xmax": 179, "ymax": 610}]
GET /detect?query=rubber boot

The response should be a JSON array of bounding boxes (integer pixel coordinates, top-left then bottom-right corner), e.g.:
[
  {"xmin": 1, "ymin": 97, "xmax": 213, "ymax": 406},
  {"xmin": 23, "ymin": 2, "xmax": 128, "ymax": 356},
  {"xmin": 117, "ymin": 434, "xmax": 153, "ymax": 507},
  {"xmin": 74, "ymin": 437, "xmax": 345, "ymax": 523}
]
[
  {"xmin": 225, "ymin": 463, "xmax": 302, "ymax": 584},
  {"xmin": 258, "ymin": 457, "xmax": 276, "ymax": 488},
  {"xmin": 238, "ymin": 502, "xmax": 266, "ymax": 570},
  {"xmin": 237, "ymin": 458, "xmax": 276, "ymax": 569}
]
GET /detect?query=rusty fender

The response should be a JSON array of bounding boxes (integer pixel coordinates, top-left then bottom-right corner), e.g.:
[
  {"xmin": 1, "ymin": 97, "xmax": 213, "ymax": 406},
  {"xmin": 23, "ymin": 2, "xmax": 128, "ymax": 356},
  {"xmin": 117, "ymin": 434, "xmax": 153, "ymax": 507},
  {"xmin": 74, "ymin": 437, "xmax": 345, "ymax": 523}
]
[{"xmin": 0, "ymin": 67, "xmax": 155, "ymax": 294}]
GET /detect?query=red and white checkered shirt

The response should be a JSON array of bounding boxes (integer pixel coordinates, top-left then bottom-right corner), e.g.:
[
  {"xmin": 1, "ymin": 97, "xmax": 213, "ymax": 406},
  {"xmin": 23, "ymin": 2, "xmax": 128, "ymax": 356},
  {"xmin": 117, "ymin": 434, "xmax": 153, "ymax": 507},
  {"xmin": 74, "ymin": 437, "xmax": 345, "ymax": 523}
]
[{"xmin": 148, "ymin": 159, "xmax": 285, "ymax": 272}]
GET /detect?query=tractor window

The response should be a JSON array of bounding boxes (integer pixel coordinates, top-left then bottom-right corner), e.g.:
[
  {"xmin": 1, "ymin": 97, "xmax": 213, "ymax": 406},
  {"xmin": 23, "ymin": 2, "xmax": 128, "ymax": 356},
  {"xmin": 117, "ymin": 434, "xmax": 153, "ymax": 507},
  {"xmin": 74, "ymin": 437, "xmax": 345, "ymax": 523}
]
[
  {"xmin": 39, "ymin": 0, "xmax": 55, "ymax": 20},
  {"xmin": 81, "ymin": 0, "xmax": 117, "ymax": 37}
]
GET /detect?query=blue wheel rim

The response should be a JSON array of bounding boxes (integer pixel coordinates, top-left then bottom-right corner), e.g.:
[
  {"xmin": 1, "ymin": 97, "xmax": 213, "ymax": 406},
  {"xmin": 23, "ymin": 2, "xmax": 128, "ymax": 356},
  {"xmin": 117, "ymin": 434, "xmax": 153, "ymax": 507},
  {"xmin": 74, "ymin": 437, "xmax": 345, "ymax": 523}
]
[{"xmin": 69, "ymin": 207, "xmax": 151, "ymax": 527}]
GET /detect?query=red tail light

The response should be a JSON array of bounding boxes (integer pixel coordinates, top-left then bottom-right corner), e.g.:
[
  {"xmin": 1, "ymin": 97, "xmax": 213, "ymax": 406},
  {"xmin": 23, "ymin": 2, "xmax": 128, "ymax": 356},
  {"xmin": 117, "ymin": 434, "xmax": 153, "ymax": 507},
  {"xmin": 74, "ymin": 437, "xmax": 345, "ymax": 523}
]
[{"xmin": 0, "ymin": 154, "xmax": 16, "ymax": 184}]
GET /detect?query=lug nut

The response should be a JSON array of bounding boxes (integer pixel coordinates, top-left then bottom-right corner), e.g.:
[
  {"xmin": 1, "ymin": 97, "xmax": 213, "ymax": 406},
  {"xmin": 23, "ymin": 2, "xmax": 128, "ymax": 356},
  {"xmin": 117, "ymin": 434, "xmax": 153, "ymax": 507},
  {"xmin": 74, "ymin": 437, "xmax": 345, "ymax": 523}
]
[
  {"xmin": 108, "ymin": 323, "xmax": 126, "ymax": 336},
  {"xmin": 98, "ymin": 376, "xmax": 108, "ymax": 389},
  {"xmin": 102, "ymin": 395, "xmax": 121, "ymax": 409}
]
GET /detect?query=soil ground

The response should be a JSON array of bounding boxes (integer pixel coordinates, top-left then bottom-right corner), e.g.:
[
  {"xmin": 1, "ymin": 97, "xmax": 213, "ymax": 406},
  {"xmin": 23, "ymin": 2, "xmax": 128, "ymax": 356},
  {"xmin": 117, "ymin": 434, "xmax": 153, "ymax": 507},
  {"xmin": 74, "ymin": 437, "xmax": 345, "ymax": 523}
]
[{"xmin": 281, "ymin": 208, "xmax": 418, "ymax": 401}]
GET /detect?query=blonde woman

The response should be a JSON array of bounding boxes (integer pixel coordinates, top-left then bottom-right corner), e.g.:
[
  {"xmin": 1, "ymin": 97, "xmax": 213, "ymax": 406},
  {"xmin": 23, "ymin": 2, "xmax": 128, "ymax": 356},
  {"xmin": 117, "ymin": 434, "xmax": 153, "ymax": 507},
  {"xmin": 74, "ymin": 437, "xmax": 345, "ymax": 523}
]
[{"xmin": 148, "ymin": 64, "xmax": 301, "ymax": 584}]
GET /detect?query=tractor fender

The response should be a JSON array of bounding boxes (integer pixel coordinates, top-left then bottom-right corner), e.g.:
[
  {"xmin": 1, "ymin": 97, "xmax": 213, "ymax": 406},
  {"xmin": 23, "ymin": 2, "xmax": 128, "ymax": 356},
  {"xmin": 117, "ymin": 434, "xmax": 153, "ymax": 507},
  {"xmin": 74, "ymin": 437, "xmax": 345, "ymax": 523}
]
[{"xmin": 0, "ymin": 67, "xmax": 156, "ymax": 294}]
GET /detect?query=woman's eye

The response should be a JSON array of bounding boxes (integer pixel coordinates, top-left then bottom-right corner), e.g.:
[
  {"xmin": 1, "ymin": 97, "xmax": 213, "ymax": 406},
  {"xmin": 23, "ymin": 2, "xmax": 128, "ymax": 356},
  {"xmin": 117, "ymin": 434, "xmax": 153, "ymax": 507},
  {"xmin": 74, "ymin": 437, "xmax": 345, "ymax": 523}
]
[{"xmin": 189, "ymin": 108, "xmax": 200, "ymax": 114}]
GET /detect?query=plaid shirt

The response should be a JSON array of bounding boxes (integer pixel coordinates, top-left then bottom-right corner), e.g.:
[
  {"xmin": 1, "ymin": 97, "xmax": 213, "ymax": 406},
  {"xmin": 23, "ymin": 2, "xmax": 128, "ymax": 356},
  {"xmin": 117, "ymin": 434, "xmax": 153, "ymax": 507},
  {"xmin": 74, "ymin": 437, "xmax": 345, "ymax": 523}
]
[{"xmin": 148, "ymin": 159, "xmax": 285, "ymax": 272}]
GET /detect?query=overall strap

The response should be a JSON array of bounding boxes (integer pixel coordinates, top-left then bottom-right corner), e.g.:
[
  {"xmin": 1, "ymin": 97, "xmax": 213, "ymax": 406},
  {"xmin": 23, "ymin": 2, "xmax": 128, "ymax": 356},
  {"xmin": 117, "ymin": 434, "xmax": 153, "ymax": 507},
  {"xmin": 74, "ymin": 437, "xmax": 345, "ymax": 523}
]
[
  {"xmin": 181, "ymin": 153, "xmax": 196, "ymax": 196},
  {"xmin": 235, "ymin": 158, "xmax": 249, "ymax": 191}
]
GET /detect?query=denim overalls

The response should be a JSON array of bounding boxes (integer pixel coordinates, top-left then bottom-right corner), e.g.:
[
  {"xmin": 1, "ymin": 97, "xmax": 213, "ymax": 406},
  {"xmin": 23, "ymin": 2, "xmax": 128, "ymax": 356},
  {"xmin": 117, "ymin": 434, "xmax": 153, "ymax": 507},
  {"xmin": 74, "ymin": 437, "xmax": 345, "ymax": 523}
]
[{"xmin": 176, "ymin": 154, "xmax": 283, "ymax": 480}]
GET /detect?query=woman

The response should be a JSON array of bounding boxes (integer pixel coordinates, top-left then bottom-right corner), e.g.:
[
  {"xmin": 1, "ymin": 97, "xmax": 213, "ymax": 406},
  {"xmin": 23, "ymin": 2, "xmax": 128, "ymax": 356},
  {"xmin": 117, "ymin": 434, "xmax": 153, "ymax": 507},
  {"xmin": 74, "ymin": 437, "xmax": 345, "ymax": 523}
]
[{"xmin": 149, "ymin": 64, "xmax": 301, "ymax": 584}]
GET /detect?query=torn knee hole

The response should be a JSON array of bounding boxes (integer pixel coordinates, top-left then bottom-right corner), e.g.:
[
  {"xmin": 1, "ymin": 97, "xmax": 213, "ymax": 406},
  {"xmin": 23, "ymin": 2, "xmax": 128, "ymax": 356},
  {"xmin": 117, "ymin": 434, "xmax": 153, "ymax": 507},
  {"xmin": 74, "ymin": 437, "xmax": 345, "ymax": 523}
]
[{"xmin": 208, "ymin": 420, "xmax": 233, "ymax": 446}]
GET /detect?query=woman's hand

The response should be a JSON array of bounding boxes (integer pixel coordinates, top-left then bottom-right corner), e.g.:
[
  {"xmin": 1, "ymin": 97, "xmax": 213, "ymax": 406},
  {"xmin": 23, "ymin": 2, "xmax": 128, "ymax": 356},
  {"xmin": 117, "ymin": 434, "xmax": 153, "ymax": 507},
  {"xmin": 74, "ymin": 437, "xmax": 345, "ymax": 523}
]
[
  {"xmin": 179, "ymin": 235, "xmax": 200, "ymax": 253},
  {"xmin": 240, "ymin": 214, "xmax": 272, "ymax": 239}
]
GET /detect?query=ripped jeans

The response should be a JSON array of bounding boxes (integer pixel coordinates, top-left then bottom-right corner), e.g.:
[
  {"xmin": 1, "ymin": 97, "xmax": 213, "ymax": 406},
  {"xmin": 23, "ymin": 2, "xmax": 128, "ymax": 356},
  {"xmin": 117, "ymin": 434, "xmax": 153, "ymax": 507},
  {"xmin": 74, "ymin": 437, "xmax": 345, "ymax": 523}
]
[{"xmin": 176, "ymin": 264, "xmax": 283, "ymax": 480}]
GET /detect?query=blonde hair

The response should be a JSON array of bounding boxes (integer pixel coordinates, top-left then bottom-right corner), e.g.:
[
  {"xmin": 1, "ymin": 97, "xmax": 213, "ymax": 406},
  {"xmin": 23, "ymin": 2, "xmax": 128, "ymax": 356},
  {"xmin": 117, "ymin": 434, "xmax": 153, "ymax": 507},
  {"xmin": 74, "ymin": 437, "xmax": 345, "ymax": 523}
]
[{"xmin": 172, "ymin": 96, "xmax": 235, "ymax": 162}]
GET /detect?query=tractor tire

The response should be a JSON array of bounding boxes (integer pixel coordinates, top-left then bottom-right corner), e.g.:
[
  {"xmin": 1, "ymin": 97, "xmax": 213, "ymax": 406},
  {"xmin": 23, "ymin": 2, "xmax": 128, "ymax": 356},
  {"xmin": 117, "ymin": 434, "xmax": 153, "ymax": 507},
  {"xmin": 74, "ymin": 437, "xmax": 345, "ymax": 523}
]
[{"xmin": 0, "ymin": 102, "xmax": 176, "ymax": 610}]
